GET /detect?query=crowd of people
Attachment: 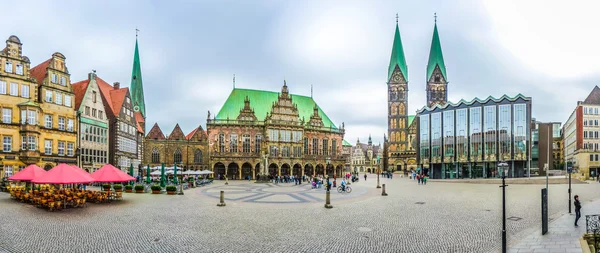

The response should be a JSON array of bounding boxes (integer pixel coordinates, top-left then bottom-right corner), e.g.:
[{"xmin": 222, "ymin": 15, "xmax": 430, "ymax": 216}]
[{"xmin": 411, "ymin": 171, "xmax": 428, "ymax": 185}]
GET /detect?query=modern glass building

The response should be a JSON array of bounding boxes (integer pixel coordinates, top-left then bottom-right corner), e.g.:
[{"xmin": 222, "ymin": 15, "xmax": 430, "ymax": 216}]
[{"xmin": 416, "ymin": 94, "xmax": 532, "ymax": 179}]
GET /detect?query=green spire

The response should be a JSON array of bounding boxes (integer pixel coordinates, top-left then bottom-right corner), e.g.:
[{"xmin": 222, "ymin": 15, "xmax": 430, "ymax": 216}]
[
  {"xmin": 388, "ymin": 22, "xmax": 408, "ymax": 81},
  {"xmin": 426, "ymin": 21, "xmax": 447, "ymax": 81},
  {"xmin": 130, "ymin": 38, "xmax": 146, "ymax": 117}
]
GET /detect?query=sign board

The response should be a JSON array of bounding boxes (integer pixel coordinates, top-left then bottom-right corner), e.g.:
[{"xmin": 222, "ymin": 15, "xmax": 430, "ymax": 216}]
[
  {"xmin": 567, "ymin": 168, "xmax": 572, "ymax": 174},
  {"xmin": 541, "ymin": 188, "xmax": 548, "ymax": 235},
  {"xmin": 544, "ymin": 164, "xmax": 548, "ymax": 171}
]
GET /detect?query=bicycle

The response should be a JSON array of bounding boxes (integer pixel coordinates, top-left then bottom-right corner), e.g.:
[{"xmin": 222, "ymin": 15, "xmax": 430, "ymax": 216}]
[{"xmin": 337, "ymin": 185, "xmax": 352, "ymax": 193}]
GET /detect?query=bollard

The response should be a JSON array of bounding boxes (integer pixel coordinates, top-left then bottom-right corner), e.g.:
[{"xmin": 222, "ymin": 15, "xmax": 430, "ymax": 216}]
[
  {"xmin": 382, "ymin": 184, "xmax": 388, "ymax": 196},
  {"xmin": 324, "ymin": 190, "xmax": 333, "ymax": 209},
  {"xmin": 217, "ymin": 191, "xmax": 226, "ymax": 207}
]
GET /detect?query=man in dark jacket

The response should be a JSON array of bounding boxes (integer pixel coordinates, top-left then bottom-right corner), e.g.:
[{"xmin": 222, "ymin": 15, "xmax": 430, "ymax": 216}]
[{"xmin": 575, "ymin": 195, "xmax": 582, "ymax": 226}]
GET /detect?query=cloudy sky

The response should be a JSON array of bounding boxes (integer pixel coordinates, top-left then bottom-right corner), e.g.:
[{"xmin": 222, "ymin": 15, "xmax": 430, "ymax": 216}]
[{"xmin": 5, "ymin": 0, "xmax": 600, "ymax": 145}]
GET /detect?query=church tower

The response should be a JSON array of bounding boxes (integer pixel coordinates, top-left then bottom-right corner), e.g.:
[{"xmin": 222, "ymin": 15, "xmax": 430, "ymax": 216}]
[
  {"xmin": 387, "ymin": 15, "xmax": 409, "ymax": 157},
  {"xmin": 130, "ymin": 35, "xmax": 146, "ymax": 121},
  {"xmin": 426, "ymin": 15, "xmax": 448, "ymax": 108}
]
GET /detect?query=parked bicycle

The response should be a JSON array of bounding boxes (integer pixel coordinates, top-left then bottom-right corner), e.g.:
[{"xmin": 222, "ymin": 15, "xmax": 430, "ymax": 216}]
[{"xmin": 337, "ymin": 185, "xmax": 352, "ymax": 193}]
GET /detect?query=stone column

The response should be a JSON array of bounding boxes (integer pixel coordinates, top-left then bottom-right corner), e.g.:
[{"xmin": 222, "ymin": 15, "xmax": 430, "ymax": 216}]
[
  {"xmin": 238, "ymin": 168, "xmax": 242, "ymax": 180},
  {"xmin": 252, "ymin": 167, "xmax": 256, "ymax": 179},
  {"xmin": 277, "ymin": 167, "xmax": 281, "ymax": 176}
]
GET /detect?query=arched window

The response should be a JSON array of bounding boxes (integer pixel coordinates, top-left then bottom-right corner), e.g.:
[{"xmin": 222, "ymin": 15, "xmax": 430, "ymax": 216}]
[
  {"xmin": 174, "ymin": 149, "xmax": 182, "ymax": 164},
  {"xmin": 194, "ymin": 149, "xmax": 202, "ymax": 164},
  {"xmin": 151, "ymin": 148, "xmax": 160, "ymax": 163}
]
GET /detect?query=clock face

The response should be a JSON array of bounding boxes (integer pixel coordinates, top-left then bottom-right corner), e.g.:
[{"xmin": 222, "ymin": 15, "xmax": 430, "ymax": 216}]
[{"xmin": 133, "ymin": 105, "xmax": 140, "ymax": 112}]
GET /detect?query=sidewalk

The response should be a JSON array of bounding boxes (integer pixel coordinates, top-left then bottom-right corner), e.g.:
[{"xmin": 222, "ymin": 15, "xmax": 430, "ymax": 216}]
[{"xmin": 509, "ymin": 200, "xmax": 600, "ymax": 252}]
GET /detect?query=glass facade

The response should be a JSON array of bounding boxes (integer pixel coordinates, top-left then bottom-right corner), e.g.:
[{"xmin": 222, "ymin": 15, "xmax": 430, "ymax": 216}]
[{"xmin": 416, "ymin": 95, "xmax": 531, "ymax": 179}]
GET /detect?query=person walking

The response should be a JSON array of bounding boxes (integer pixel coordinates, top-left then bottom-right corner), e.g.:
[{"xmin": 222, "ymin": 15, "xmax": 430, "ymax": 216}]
[
  {"xmin": 423, "ymin": 175, "xmax": 428, "ymax": 185},
  {"xmin": 575, "ymin": 195, "xmax": 582, "ymax": 226},
  {"xmin": 364, "ymin": 174, "xmax": 367, "ymax": 181},
  {"xmin": 417, "ymin": 174, "xmax": 421, "ymax": 184}
]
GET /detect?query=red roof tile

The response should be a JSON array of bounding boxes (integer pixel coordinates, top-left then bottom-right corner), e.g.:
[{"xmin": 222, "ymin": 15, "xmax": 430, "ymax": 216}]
[
  {"xmin": 185, "ymin": 126, "xmax": 206, "ymax": 141},
  {"xmin": 185, "ymin": 128, "xmax": 198, "ymax": 140},
  {"xmin": 136, "ymin": 121, "xmax": 144, "ymax": 134},
  {"xmin": 96, "ymin": 77, "xmax": 116, "ymax": 116},
  {"xmin": 30, "ymin": 59, "xmax": 51, "ymax": 86},
  {"xmin": 134, "ymin": 111, "xmax": 144, "ymax": 123},
  {"xmin": 71, "ymin": 80, "xmax": 89, "ymax": 110},
  {"xmin": 109, "ymin": 88, "xmax": 128, "ymax": 116},
  {"xmin": 147, "ymin": 123, "xmax": 165, "ymax": 139}
]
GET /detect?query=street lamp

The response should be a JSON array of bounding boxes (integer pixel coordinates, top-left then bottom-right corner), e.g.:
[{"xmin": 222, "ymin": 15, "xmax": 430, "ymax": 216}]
[
  {"xmin": 567, "ymin": 159, "xmax": 573, "ymax": 214},
  {"xmin": 498, "ymin": 161, "xmax": 509, "ymax": 253},
  {"xmin": 376, "ymin": 155, "xmax": 381, "ymax": 189}
]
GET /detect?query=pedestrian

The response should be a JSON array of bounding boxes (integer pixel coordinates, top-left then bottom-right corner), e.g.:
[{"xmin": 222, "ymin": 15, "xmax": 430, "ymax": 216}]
[
  {"xmin": 575, "ymin": 195, "xmax": 582, "ymax": 226},
  {"xmin": 423, "ymin": 175, "xmax": 427, "ymax": 185},
  {"xmin": 364, "ymin": 174, "xmax": 367, "ymax": 181}
]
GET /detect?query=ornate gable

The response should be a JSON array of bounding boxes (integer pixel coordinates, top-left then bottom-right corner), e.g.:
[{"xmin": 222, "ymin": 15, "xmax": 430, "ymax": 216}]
[
  {"xmin": 308, "ymin": 105, "xmax": 323, "ymax": 127},
  {"xmin": 268, "ymin": 80, "xmax": 300, "ymax": 122},
  {"xmin": 147, "ymin": 123, "xmax": 165, "ymax": 140},
  {"xmin": 388, "ymin": 65, "xmax": 407, "ymax": 84},
  {"xmin": 168, "ymin": 124, "xmax": 186, "ymax": 140},
  {"xmin": 186, "ymin": 125, "xmax": 207, "ymax": 142},
  {"xmin": 237, "ymin": 96, "xmax": 257, "ymax": 121}
]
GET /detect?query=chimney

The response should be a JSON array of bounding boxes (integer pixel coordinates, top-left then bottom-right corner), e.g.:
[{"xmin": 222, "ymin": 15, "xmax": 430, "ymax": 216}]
[{"xmin": 113, "ymin": 82, "xmax": 120, "ymax": 89}]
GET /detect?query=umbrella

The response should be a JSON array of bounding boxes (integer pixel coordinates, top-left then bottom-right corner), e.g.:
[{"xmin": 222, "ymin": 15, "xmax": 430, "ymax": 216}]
[
  {"xmin": 173, "ymin": 164, "xmax": 178, "ymax": 185},
  {"xmin": 150, "ymin": 170, "xmax": 162, "ymax": 175},
  {"xmin": 200, "ymin": 170, "xmax": 214, "ymax": 175},
  {"xmin": 32, "ymin": 163, "xmax": 95, "ymax": 184},
  {"xmin": 91, "ymin": 164, "xmax": 136, "ymax": 183},
  {"xmin": 160, "ymin": 163, "xmax": 166, "ymax": 188},
  {"xmin": 8, "ymin": 164, "xmax": 46, "ymax": 181},
  {"xmin": 146, "ymin": 165, "xmax": 151, "ymax": 184}
]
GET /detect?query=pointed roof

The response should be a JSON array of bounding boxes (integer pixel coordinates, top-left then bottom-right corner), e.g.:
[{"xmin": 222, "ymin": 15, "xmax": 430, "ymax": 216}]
[
  {"xmin": 147, "ymin": 123, "xmax": 166, "ymax": 139},
  {"xmin": 96, "ymin": 77, "xmax": 116, "ymax": 116},
  {"xmin": 343, "ymin": 140, "xmax": 352, "ymax": 146},
  {"xmin": 130, "ymin": 38, "xmax": 146, "ymax": 118},
  {"xmin": 216, "ymin": 88, "xmax": 337, "ymax": 128},
  {"xmin": 185, "ymin": 125, "xmax": 206, "ymax": 141},
  {"xmin": 109, "ymin": 87, "xmax": 129, "ymax": 116},
  {"xmin": 583, "ymin": 86, "xmax": 600, "ymax": 105},
  {"xmin": 426, "ymin": 22, "xmax": 447, "ymax": 81},
  {"xmin": 168, "ymin": 124, "xmax": 186, "ymax": 140},
  {"xmin": 71, "ymin": 80, "xmax": 90, "ymax": 110},
  {"xmin": 388, "ymin": 23, "xmax": 408, "ymax": 81},
  {"xmin": 30, "ymin": 59, "xmax": 51, "ymax": 85}
]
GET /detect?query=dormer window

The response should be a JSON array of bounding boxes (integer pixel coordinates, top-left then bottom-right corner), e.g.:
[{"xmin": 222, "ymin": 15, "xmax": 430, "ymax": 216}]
[
  {"xmin": 5, "ymin": 61, "xmax": 12, "ymax": 73},
  {"xmin": 15, "ymin": 64, "xmax": 23, "ymax": 75},
  {"xmin": 60, "ymin": 76, "xmax": 66, "ymax": 86},
  {"xmin": 51, "ymin": 74, "xmax": 58, "ymax": 83}
]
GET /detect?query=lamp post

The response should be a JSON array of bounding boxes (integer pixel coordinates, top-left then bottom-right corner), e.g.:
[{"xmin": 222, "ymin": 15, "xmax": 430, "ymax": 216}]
[
  {"xmin": 376, "ymin": 155, "xmax": 381, "ymax": 189},
  {"xmin": 567, "ymin": 160, "xmax": 573, "ymax": 214},
  {"xmin": 498, "ymin": 161, "xmax": 509, "ymax": 253},
  {"xmin": 326, "ymin": 157, "xmax": 331, "ymax": 178}
]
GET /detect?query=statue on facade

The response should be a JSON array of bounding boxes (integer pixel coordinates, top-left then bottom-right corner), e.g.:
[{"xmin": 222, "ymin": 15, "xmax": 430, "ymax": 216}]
[{"xmin": 207, "ymin": 110, "xmax": 211, "ymax": 119}]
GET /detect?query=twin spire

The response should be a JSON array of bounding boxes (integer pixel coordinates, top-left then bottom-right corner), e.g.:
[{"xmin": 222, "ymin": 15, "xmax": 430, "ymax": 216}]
[{"xmin": 387, "ymin": 13, "xmax": 447, "ymax": 83}]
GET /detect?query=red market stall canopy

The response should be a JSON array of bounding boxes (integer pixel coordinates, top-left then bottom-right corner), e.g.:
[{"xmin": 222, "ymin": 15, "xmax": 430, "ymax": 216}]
[
  {"xmin": 91, "ymin": 164, "xmax": 135, "ymax": 183},
  {"xmin": 31, "ymin": 163, "xmax": 95, "ymax": 184},
  {"xmin": 8, "ymin": 164, "xmax": 46, "ymax": 181}
]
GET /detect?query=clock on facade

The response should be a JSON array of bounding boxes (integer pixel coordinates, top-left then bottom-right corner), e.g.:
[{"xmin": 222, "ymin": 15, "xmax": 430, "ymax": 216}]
[{"xmin": 133, "ymin": 105, "xmax": 140, "ymax": 112}]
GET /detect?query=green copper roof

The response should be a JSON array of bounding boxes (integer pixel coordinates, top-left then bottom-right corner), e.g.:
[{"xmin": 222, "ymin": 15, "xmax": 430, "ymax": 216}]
[
  {"xmin": 216, "ymin": 88, "xmax": 337, "ymax": 129},
  {"xmin": 408, "ymin": 115, "xmax": 415, "ymax": 126},
  {"xmin": 426, "ymin": 23, "xmax": 447, "ymax": 81},
  {"xmin": 388, "ymin": 23, "xmax": 408, "ymax": 81},
  {"xmin": 343, "ymin": 139, "xmax": 352, "ymax": 146},
  {"xmin": 130, "ymin": 38, "xmax": 146, "ymax": 118}
]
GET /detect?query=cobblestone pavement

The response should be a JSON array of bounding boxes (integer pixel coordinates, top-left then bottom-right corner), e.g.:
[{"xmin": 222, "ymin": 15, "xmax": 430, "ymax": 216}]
[{"xmin": 2, "ymin": 175, "xmax": 600, "ymax": 253}]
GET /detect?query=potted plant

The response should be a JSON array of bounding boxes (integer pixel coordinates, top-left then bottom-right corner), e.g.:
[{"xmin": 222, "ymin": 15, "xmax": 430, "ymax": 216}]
[
  {"xmin": 125, "ymin": 185, "xmax": 133, "ymax": 193},
  {"xmin": 151, "ymin": 184, "xmax": 162, "ymax": 194},
  {"xmin": 166, "ymin": 185, "xmax": 177, "ymax": 195},
  {"xmin": 102, "ymin": 184, "xmax": 111, "ymax": 191},
  {"xmin": 134, "ymin": 185, "xmax": 144, "ymax": 193},
  {"xmin": 113, "ymin": 184, "xmax": 123, "ymax": 192}
]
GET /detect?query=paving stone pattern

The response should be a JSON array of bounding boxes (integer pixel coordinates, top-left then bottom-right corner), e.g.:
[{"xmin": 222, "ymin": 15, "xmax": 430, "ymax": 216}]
[{"xmin": 1, "ymin": 175, "xmax": 600, "ymax": 252}]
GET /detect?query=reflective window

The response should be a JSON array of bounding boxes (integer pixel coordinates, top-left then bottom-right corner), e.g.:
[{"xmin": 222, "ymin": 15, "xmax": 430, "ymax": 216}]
[
  {"xmin": 456, "ymin": 109, "xmax": 468, "ymax": 160},
  {"xmin": 498, "ymin": 105, "xmax": 512, "ymax": 159},
  {"xmin": 484, "ymin": 106, "xmax": 497, "ymax": 160},
  {"xmin": 419, "ymin": 115, "xmax": 430, "ymax": 163},
  {"xmin": 469, "ymin": 107, "xmax": 482, "ymax": 160},
  {"xmin": 513, "ymin": 104, "xmax": 527, "ymax": 160},
  {"xmin": 431, "ymin": 113, "xmax": 441, "ymax": 159},
  {"xmin": 443, "ymin": 110, "xmax": 455, "ymax": 158}
]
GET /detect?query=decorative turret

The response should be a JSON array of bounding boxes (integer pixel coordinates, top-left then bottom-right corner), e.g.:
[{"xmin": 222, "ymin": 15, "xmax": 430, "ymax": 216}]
[
  {"xmin": 368, "ymin": 134, "xmax": 372, "ymax": 145},
  {"xmin": 130, "ymin": 35, "xmax": 146, "ymax": 118},
  {"xmin": 308, "ymin": 105, "xmax": 323, "ymax": 127},
  {"xmin": 237, "ymin": 96, "xmax": 257, "ymax": 121}
]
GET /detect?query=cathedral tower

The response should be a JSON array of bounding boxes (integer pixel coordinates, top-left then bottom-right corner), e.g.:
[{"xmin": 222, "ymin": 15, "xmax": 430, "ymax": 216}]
[
  {"xmin": 387, "ymin": 16, "xmax": 409, "ymax": 156},
  {"xmin": 426, "ymin": 15, "xmax": 448, "ymax": 107}
]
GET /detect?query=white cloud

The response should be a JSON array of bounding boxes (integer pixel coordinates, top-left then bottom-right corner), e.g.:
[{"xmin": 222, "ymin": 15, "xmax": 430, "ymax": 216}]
[{"xmin": 484, "ymin": 0, "xmax": 600, "ymax": 79}]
